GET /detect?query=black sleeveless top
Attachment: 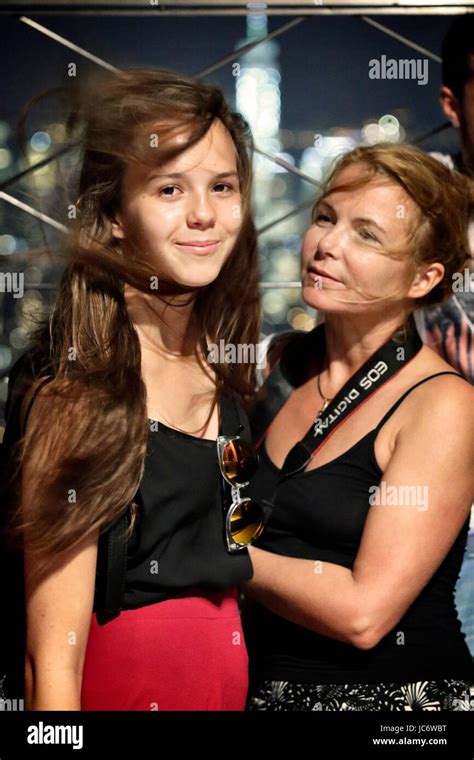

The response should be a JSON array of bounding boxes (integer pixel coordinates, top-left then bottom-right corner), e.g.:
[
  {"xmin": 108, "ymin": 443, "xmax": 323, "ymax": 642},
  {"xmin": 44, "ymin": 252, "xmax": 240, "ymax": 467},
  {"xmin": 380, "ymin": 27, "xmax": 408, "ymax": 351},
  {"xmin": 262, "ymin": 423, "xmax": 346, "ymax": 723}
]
[
  {"xmin": 0, "ymin": 349, "xmax": 254, "ymax": 700},
  {"xmin": 242, "ymin": 373, "xmax": 474, "ymax": 685},
  {"xmin": 0, "ymin": 348, "xmax": 253, "ymax": 613},
  {"xmin": 121, "ymin": 415, "xmax": 253, "ymax": 609}
]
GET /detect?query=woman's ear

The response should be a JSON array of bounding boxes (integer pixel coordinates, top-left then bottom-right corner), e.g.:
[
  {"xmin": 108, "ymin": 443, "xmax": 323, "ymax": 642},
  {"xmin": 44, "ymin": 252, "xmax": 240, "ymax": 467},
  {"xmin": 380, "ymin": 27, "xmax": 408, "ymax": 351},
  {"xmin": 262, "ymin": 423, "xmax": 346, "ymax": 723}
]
[
  {"xmin": 408, "ymin": 262, "xmax": 445, "ymax": 300},
  {"xmin": 110, "ymin": 212, "xmax": 125, "ymax": 240}
]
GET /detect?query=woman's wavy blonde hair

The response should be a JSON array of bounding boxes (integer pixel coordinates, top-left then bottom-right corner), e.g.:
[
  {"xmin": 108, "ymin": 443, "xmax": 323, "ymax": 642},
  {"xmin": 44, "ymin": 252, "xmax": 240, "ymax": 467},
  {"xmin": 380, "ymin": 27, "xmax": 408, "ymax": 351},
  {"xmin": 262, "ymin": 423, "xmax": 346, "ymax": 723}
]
[{"xmin": 312, "ymin": 142, "xmax": 474, "ymax": 310}]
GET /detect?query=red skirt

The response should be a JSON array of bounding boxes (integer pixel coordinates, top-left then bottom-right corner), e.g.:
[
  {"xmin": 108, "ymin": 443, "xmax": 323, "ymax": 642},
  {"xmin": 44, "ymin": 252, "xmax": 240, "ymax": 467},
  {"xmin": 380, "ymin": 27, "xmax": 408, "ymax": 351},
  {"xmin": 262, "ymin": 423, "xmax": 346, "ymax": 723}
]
[{"xmin": 81, "ymin": 586, "xmax": 248, "ymax": 711}]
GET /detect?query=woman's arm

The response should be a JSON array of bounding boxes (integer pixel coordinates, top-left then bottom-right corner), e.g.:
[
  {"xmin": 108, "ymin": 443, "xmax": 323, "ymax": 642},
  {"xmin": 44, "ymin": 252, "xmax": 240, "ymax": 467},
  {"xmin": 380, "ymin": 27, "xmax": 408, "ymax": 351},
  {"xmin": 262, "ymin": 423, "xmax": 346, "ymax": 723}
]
[
  {"xmin": 21, "ymin": 389, "xmax": 99, "ymax": 710},
  {"xmin": 242, "ymin": 375, "xmax": 474, "ymax": 649}
]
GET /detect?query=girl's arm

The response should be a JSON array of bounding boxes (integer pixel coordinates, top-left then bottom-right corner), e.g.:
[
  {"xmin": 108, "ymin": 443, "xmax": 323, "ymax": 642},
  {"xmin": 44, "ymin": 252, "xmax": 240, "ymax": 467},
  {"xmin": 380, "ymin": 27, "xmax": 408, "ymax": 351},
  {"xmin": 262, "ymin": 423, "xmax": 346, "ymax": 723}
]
[
  {"xmin": 242, "ymin": 375, "xmax": 474, "ymax": 649},
  {"xmin": 24, "ymin": 531, "xmax": 99, "ymax": 710},
  {"xmin": 21, "ymin": 389, "xmax": 99, "ymax": 711}
]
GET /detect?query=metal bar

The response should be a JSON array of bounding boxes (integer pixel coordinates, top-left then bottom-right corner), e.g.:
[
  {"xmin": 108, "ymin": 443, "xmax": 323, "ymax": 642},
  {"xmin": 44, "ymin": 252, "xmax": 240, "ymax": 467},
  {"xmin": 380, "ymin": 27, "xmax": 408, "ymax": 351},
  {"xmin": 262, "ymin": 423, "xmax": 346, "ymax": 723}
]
[
  {"xmin": 0, "ymin": 191, "xmax": 68, "ymax": 233},
  {"xmin": 412, "ymin": 120, "xmax": 451, "ymax": 145},
  {"xmin": 257, "ymin": 198, "xmax": 315, "ymax": 235},
  {"xmin": 194, "ymin": 16, "xmax": 306, "ymax": 78},
  {"xmin": 0, "ymin": 4, "xmax": 472, "ymax": 14},
  {"xmin": 360, "ymin": 16, "xmax": 443, "ymax": 62},
  {"xmin": 2, "ymin": 5, "xmax": 455, "ymax": 232},
  {"xmin": 4, "ymin": 10, "xmax": 450, "ymax": 194},
  {"xmin": 0, "ymin": 144, "xmax": 79, "ymax": 192},
  {"xmin": 1, "ymin": 0, "xmax": 471, "ymax": 6},
  {"xmin": 4, "ymin": 17, "xmax": 318, "ymax": 189},
  {"xmin": 260, "ymin": 281, "xmax": 301, "ymax": 288},
  {"xmin": 0, "ymin": 185, "xmax": 314, "ymax": 240},
  {"xmin": 15, "ymin": 281, "xmax": 303, "ymax": 289},
  {"xmin": 19, "ymin": 16, "xmax": 121, "ymax": 71},
  {"xmin": 13, "ymin": 283, "xmax": 57, "ymax": 289},
  {"xmin": 0, "ymin": 141, "xmax": 321, "ymax": 195},
  {"xmin": 254, "ymin": 148, "xmax": 321, "ymax": 187}
]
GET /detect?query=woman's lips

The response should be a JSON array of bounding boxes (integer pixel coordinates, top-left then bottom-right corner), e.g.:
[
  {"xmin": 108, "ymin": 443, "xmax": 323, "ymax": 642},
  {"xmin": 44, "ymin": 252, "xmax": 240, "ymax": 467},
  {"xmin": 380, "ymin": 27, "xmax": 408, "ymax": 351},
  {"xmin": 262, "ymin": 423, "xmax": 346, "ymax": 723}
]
[
  {"xmin": 307, "ymin": 269, "xmax": 345, "ymax": 288},
  {"xmin": 175, "ymin": 241, "xmax": 220, "ymax": 255}
]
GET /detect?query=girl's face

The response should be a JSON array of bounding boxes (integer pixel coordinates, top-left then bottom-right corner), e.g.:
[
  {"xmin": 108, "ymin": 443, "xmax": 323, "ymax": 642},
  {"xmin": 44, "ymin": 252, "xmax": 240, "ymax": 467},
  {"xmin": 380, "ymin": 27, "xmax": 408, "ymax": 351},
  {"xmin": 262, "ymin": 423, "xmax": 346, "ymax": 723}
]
[
  {"xmin": 111, "ymin": 119, "xmax": 243, "ymax": 288},
  {"xmin": 301, "ymin": 163, "xmax": 420, "ymax": 316}
]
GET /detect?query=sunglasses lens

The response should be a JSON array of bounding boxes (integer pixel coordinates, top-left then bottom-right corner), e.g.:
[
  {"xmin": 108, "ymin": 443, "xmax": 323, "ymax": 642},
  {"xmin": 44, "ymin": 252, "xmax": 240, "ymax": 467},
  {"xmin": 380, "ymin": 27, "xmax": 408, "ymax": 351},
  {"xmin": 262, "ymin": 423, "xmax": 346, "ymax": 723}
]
[
  {"xmin": 221, "ymin": 439, "xmax": 259, "ymax": 484},
  {"xmin": 229, "ymin": 499, "xmax": 265, "ymax": 546}
]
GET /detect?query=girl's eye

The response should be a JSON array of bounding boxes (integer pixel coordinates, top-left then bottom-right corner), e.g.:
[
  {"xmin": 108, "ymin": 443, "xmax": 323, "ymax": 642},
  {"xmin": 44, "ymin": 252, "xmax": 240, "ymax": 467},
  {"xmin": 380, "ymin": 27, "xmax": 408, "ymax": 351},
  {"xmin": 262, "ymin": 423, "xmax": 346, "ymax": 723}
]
[
  {"xmin": 159, "ymin": 185, "xmax": 181, "ymax": 197},
  {"xmin": 213, "ymin": 182, "xmax": 234, "ymax": 193},
  {"xmin": 158, "ymin": 183, "xmax": 235, "ymax": 197}
]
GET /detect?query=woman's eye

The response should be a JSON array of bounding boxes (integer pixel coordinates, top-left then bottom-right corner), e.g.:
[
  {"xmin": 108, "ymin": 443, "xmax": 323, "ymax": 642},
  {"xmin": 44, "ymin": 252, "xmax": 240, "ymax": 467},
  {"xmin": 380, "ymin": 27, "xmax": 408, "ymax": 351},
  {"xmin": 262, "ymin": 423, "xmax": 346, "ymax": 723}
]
[
  {"xmin": 359, "ymin": 228, "xmax": 378, "ymax": 242},
  {"xmin": 213, "ymin": 182, "xmax": 234, "ymax": 193},
  {"xmin": 159, "ymin": 185, "xmax": 181, "ymax": 197},
  {"xmin": 314, "ymin": 213, "xmax": 331, "ymax": 223}
]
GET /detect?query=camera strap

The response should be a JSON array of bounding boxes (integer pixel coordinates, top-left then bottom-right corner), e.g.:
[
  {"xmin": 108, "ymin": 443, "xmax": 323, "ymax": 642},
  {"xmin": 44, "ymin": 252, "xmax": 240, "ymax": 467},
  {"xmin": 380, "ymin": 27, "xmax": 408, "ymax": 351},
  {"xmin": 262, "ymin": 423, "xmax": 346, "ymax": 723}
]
[{"xmin": 251, "ymin": 323, "xmax": 423, "ymax": 481}]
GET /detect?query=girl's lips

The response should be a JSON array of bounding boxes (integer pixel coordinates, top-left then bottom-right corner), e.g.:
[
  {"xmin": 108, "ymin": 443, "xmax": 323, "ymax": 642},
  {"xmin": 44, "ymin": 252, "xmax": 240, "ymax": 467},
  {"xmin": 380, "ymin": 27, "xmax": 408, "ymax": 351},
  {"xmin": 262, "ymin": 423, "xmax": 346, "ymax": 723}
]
[{"xmin": 175, "ymin": 241, "xmax": 220, "ymax": 255}]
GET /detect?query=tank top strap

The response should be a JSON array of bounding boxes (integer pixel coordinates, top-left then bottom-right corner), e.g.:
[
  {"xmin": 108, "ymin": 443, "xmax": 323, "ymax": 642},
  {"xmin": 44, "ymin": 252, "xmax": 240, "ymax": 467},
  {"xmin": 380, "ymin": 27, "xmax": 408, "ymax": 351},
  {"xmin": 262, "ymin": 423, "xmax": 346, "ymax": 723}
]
[{"xmin": 375, "ymin": 371, "xmax": 465, "ymax": 432}]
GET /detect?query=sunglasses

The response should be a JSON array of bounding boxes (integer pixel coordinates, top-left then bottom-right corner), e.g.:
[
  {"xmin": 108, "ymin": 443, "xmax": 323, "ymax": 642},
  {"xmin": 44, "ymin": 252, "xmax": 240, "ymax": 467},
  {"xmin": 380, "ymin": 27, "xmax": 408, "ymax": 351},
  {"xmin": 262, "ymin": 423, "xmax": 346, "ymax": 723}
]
[{"xmin": 216, "ymin": 434, "xmax": 265, "ymax": 553}]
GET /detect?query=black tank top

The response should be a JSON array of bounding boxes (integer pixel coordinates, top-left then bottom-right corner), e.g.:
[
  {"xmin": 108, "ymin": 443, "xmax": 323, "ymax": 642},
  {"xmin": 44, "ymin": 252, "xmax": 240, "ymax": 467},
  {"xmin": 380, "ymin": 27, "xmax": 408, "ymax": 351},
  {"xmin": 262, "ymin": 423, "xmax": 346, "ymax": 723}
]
[
  {"xmin": 0, "ymin": 348, "xmax": 253, "ymax": 613},
  {"xmin": 122, "ymin": 414, "xmax": 254, "ymax": 609},
  {"xmin": 242, "ymin": 373, "xmax": 474, "ymax": 685}
]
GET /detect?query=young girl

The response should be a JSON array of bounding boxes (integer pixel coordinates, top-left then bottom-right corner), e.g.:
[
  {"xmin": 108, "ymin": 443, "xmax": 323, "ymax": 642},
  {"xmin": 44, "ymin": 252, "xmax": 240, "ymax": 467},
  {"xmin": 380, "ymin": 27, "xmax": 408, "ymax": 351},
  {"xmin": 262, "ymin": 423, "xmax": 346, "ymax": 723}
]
[
  {"xmin": 2, "ymin": 67, "xmax": 261, "ymax": 711},
  {"xmin": 242, "ymin": 143, "xmax": 474, "ymax": 711}
]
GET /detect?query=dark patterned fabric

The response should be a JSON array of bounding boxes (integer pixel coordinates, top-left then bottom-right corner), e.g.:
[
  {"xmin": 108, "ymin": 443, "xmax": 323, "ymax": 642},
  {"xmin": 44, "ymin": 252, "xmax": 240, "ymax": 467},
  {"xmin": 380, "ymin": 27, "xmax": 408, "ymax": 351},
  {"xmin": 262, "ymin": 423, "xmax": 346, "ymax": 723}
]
[
  {"xmin": 418, "ymin": 291, "xmax": 474, "ymax": 383},
  {"xmin": 247, "ymin": 679, "xmax": 474, "ymax": 711}
]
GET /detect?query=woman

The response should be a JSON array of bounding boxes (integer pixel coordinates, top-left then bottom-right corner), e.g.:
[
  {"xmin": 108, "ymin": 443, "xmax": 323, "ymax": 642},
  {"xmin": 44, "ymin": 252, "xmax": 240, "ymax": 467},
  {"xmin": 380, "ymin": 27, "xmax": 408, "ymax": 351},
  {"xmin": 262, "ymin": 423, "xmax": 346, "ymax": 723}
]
[
  {"xmin": 2, "ymin": 67, "xmax": 261, "ymax": 711},
  {"xmin": 241, "ymin": 143, "xmax": 474, "ymax": 711}
]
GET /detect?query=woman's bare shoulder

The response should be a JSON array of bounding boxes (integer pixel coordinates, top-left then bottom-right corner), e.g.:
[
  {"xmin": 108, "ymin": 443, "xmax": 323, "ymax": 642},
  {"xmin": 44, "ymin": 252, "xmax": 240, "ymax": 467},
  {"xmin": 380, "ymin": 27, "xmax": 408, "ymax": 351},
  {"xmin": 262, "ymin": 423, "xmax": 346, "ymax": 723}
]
[
  {"xmin": 402, "ymin": 346, "xmax": 473, "ymax": 423},
  {"xmin": 415, "ymin": 345, "xmax": 472, "ymax": 391}
]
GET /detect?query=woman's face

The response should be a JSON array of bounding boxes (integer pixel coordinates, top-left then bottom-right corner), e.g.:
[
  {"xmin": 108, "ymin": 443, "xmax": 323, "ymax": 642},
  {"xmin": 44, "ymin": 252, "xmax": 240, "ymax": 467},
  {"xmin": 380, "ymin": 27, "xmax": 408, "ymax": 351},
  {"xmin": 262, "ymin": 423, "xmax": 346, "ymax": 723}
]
[
  {"xmin": 111, "ymin": 119, "xmax": 243, "ymax": 288},
  {"xmin": 301, "ymin": 163, "xmax": 420, "ymax": 316}
]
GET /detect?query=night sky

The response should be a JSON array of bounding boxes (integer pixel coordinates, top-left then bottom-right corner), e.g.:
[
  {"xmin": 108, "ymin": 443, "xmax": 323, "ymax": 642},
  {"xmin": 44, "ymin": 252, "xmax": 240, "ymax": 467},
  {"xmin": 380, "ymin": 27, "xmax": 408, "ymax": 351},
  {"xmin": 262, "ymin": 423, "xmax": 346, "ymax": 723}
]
[{"xmin": 0, "ymin": 12, "xmax": 462, "ymax": 154}]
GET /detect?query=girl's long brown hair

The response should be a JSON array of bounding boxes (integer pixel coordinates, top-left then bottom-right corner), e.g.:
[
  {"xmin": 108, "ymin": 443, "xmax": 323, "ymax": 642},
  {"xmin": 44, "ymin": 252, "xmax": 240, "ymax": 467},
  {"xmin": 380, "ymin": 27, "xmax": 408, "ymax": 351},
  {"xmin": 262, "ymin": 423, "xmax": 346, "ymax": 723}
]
[{"xmin": 5, "ymin": 67, "xmax": 261, "ymax": 575}]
